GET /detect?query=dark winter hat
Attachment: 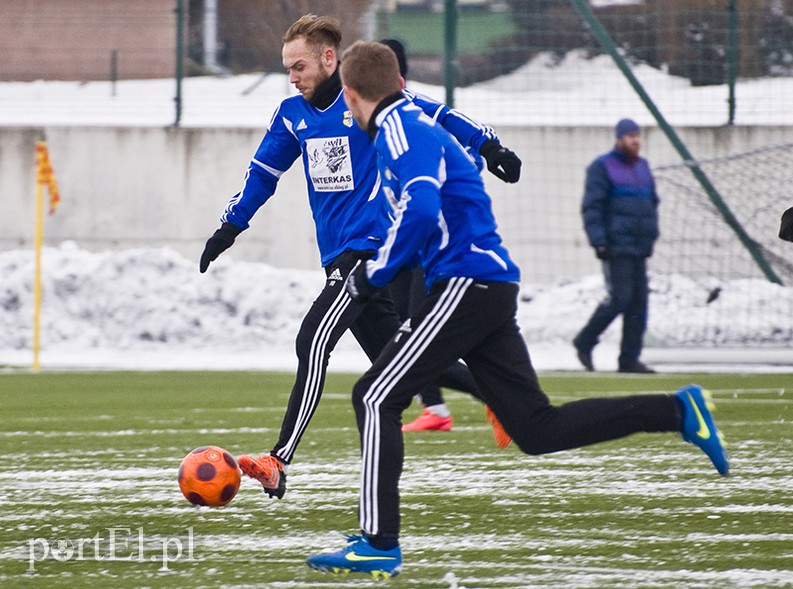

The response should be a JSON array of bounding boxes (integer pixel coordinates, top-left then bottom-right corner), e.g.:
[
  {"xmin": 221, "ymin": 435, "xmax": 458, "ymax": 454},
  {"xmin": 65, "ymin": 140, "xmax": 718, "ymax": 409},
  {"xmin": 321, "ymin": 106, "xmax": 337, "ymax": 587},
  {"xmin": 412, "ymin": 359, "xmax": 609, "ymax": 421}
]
[
  {"xmin": 615, "ymin": 118, "xmax": 641, "ymax": 139},
  {"xmin": 380, "ymin": 38, "xmax": 408, "ymax": 78}
]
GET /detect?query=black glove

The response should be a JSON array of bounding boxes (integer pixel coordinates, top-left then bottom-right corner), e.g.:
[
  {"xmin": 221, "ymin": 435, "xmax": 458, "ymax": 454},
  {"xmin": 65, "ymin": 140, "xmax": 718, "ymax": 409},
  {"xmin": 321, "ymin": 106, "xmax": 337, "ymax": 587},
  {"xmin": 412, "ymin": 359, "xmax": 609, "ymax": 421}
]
[
  {"xmin": 344, "ymin": 261, "xmax": 379, "ymax": 303},
  {"xmin": 779, "ymin": 207, "xmax": 793, "ymax": 242},
  {"xmin": 199, "ymin": 222, "xmax": 242, "ymax": 273},
  {"xmin": 479, "ymin": 140, "xmax": 522, "ymax": 183},
  {"xmin": 595, "ymin": 245, "xmax": 611, "ymax": 260}
]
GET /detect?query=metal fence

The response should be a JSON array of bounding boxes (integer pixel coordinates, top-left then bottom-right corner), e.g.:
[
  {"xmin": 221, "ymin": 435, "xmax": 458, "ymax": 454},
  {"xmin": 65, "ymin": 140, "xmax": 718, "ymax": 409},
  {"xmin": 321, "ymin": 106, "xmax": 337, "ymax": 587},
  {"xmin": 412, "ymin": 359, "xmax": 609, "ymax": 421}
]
[
  {"xmin": 2, "ymin": 0, "xmax": 792, "ymax": 347},
  {"xmin": 2, "ymin": 1, "xmax": 792, "ymax": 126}
]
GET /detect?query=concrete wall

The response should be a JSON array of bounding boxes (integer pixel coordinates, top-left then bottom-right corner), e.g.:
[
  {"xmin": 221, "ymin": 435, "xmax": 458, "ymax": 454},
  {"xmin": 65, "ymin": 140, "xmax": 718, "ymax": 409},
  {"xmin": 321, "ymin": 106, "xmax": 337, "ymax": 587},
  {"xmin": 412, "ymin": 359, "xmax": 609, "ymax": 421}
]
[
  {"xmin": 1, "ymin": 126, "xmax": 318, "ymax": 270},
  {"xmin": 2, "ymin": 125, "xmax": 790, "ymax": 281}
]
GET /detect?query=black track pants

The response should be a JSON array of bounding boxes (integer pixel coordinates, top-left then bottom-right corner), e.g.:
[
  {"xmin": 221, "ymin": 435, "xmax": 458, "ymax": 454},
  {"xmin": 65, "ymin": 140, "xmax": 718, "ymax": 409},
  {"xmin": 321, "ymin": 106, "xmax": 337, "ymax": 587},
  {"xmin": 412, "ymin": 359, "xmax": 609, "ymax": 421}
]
[
  {"xmin": 388, "ymin": 266, "xmax": 480, "ymax": 406},
  {"xmin": 352, "ymin": 278, "xmax": 681, "ymax": 541},
  {"xmin": 270, "ymin": 253, "xmax": 480, "ymax": 464}
]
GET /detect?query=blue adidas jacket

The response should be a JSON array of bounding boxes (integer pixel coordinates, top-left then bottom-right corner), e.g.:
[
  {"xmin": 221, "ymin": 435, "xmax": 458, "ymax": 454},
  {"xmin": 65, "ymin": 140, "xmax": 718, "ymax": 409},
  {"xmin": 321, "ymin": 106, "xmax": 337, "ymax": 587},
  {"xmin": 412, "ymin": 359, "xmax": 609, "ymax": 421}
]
[
  {"xmin": 364, "ymin": 95, "xmax": 520, "ymax": 290},
  {"xmin": 581, "ymin": 148, "xmax": 659, "ymax": 258},
  {"xmin": 220, "ymin": 72, "xmax": 499, "ymax": 267}
]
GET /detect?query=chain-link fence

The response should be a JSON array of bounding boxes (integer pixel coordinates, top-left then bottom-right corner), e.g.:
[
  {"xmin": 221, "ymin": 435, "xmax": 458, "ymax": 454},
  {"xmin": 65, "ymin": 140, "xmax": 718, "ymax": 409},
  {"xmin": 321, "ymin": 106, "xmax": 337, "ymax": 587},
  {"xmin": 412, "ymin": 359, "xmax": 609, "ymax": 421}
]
[
  {"xmin": 2, "ymin": 0, "xmax": 792, "ymax": 347},
  {"xmin": 2, "ymin": 1, "xmax": 792, "ymax": 125}
]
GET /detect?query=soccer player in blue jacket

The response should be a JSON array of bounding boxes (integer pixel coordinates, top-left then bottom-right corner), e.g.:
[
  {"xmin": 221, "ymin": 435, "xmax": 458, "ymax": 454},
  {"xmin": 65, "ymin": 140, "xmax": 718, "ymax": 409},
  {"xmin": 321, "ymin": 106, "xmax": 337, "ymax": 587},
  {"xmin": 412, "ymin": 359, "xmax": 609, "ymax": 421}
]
[
  {"xmin": 573, "ymin": 118, "xmax": 658, "ymax": 373},
  {"xmin": 199, "ymin": 15, "xmax": 520, "ymax": 498},
  {"xmin": 381, "ymin": 37, "xmax": 515, "ymax": 439},
  {"xmin": 304, "ymin": 41, "xmax": 729, "ymax": 579}
]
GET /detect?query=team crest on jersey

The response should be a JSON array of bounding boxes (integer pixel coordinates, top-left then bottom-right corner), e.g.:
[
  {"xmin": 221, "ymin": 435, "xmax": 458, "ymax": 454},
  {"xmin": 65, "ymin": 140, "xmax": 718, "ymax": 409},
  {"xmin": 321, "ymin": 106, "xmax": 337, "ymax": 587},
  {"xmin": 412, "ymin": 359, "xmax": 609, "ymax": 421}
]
[{"xmin": 343, "ymin": 110, "xmax": 354, "ymax": 128}]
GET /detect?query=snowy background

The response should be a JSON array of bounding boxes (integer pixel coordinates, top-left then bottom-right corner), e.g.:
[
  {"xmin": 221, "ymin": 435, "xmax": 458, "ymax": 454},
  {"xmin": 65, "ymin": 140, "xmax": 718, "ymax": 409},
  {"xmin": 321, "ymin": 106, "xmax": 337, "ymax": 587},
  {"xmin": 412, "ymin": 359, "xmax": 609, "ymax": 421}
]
[
  {"xmin": 1, "ymin": 52, "xmax": 792, "ymax": 373},
  {"xmin": 2, "ymin": 52, "xmax": 792, "ymax": 128},
  {"xmin": 1, "ymin": 243, "xmax": 791, "ymax": 373}
]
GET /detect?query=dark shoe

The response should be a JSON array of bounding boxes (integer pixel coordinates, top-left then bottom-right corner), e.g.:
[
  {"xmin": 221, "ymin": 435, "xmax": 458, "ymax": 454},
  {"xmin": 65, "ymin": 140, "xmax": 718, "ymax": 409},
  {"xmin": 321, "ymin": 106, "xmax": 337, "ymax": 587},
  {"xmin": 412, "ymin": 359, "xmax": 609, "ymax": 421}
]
[
  {"xmin": 574, "ymin": 345, "xmax": 594, "ymax": 371},
  {"xmin": 618, "ymin": 361, "xmax": 655, "ymax": 374}
]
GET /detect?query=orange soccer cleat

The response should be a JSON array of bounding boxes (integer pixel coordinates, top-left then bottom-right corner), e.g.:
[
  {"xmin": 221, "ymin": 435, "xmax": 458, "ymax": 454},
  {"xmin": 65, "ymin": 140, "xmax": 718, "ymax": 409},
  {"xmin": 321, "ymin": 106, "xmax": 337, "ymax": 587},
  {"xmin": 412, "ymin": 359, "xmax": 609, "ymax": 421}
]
[
  {"xmin": 401, "ymin": 408, "xmax": 453, "ymax": 432},
  {"xmin": 238, "ymin": 454, "xmax": 287, "ymax": 499},
  {"xmin": 485, "ymin": 406, "xmax": 512, "ymax": 448}
]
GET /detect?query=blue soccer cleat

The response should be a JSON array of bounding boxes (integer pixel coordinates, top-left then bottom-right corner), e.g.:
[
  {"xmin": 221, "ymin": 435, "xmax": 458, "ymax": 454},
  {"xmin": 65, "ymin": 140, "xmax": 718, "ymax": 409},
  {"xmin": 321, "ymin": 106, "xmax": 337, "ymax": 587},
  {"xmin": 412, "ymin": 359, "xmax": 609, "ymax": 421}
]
[
  {"xmin": 306, "ymin": 534, "xmax": 402, "ymax": 579},
  {"xmin": 675, "ymin": 384, "xmax": 730, "ymax": 476}
]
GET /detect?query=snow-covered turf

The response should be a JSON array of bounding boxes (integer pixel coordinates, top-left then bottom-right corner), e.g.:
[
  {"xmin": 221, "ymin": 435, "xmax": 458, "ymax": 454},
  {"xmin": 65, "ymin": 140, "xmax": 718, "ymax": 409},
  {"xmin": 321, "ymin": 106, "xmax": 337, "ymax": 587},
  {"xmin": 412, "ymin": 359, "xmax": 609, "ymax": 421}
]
[{"xmin": 1, "ymin": 376, "xmax": 791, "ymax": 588}]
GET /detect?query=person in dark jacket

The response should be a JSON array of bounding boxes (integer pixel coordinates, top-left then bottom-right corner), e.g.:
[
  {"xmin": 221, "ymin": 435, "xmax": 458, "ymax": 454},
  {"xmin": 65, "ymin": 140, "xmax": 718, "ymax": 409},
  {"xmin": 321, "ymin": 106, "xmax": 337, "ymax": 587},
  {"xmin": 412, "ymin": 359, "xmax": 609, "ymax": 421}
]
[{"xmin": 573, "ymin": 118, "xmax": 658, "ymax": 373}]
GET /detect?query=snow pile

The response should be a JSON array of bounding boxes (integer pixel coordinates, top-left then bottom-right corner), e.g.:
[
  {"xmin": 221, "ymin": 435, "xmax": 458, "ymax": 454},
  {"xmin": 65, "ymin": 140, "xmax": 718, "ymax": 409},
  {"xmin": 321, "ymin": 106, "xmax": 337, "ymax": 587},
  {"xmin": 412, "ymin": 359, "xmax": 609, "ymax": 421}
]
[
  {"xmin": 0, "ymin": 243, "xmax": 323, "ymax": 352},
  {"xmin": 2, "ymin": 244, "xmax": 791, "ymax": 372}
]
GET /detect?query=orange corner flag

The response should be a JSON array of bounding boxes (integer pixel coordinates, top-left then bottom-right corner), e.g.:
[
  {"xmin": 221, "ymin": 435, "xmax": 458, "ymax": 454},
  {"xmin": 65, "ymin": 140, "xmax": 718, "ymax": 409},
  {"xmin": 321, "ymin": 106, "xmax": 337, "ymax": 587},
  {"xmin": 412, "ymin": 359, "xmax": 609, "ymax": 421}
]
[{"xmin": 35, "ymin": 141, "xmax": 60, "ymax": 215}]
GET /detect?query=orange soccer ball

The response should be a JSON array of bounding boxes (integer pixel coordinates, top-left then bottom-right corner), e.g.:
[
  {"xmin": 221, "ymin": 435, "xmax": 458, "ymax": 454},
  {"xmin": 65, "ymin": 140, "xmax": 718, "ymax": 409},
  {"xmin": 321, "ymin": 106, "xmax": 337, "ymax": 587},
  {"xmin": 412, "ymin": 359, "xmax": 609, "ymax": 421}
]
[{"xmin": 178, "ymin": 446, "xmax": 241, "ymax": 507}]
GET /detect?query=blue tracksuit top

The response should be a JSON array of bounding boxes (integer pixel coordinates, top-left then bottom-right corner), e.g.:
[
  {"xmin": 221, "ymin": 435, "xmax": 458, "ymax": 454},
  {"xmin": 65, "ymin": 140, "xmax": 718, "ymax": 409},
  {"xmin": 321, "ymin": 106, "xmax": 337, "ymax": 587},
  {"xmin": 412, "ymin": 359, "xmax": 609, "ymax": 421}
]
[
  {"xmin": 364, "ymin": 96, "xmax": 520, "ymax": 290},
  {"xmin": 581, "ymin": 148, "xmax": 659, "ymax": 258},
  {"xmin": 220, "ymin": 76, "xmax": 500, "ymax": 267}
]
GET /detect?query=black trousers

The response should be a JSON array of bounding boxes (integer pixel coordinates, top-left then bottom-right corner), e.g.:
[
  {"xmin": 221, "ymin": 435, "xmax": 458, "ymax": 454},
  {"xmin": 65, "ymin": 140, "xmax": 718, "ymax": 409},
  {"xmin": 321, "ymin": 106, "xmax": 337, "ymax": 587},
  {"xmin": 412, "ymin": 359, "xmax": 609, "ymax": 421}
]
[
  {"xmin": 271, "ymin": 252, "xmax": 479, "ymax": 464},
  {"xmin": 574, "ymin": 256, "xmax": 649, "ymax": 369},
  {"xmin": 352, "ymin": 278, "xmax": 680, "ymax": 541},
  {"xmin": 388, "ymin": 266, "xmax": 472, "ymax": 408}
]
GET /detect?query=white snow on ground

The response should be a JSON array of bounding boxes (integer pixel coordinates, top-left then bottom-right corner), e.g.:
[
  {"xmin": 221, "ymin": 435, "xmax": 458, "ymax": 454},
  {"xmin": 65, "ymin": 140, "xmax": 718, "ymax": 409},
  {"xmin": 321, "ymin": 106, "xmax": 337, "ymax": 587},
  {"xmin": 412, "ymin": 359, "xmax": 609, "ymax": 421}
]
[{"xmin": 1, "ymin": 244, "xmax": 790, "ymax": 373}]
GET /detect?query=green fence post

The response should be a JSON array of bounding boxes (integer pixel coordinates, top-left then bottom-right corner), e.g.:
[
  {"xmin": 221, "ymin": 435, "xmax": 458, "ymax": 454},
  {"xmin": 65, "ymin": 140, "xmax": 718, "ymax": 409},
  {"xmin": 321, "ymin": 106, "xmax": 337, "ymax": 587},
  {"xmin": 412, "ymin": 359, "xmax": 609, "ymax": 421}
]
[
  {"xmin": 570, "ymin": 0, "xmax": 781, "ymax": 285},
  {"xmin": 174, "ymin": 0, "xmax": 185, "ymax": 127},
  {"xmin": 444, "ymin": 0, "xmax": 458, "ymax": 108},
  {"xmin": 727, "ymin": 0, "xmax": 738, "ymax": 125}
]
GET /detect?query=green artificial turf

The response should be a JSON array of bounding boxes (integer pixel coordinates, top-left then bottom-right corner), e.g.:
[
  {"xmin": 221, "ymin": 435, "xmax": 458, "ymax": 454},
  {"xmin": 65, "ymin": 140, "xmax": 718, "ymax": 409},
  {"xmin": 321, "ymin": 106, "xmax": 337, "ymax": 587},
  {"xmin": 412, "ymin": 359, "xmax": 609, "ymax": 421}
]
[{"xmin": 0, "ymin": 370, "xmax": 791, "ymax": 587}]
